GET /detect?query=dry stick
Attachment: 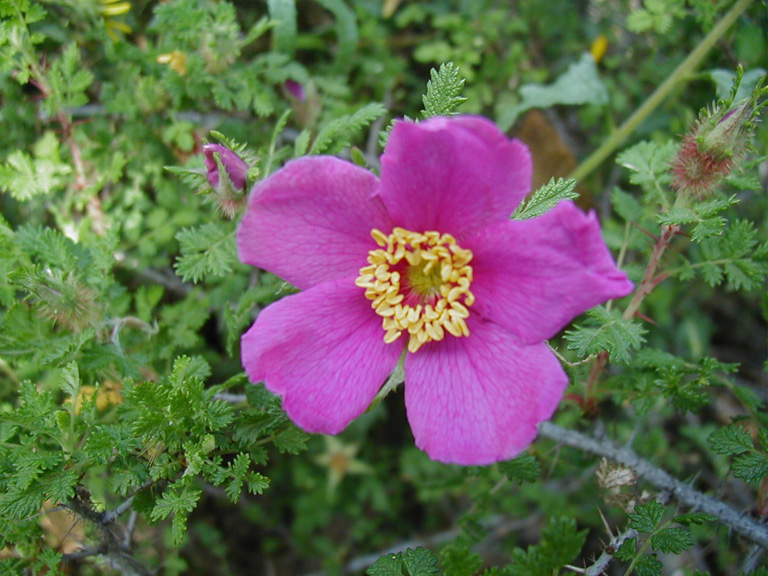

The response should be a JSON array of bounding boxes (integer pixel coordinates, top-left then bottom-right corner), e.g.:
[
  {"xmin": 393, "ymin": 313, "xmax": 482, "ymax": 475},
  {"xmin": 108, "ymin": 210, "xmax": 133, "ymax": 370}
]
[{"xmin": 538, "ymin": 422, "xmax": 768, "ymax": 549}]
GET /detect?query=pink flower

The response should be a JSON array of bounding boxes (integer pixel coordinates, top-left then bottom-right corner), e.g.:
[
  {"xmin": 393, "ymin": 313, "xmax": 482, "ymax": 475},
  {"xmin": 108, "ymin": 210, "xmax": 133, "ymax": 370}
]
[{"xmin": 237, "ymin": 116, "xmax": 632, "ymax": 465}]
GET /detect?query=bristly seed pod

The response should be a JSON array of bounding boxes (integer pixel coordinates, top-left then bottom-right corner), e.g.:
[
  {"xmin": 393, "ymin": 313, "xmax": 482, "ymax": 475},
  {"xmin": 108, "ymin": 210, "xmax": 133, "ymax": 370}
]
[{"xmin": 670, "ymin": 73, "xmax": 766, "ymax": 198}]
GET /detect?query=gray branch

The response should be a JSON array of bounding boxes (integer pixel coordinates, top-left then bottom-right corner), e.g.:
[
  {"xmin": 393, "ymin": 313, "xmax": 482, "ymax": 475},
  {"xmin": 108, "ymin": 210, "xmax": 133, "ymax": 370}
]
[
  {"xmin": 566, "ymin": 528, "xmax": 638, "ymax": 575},
  {"xmin": 538, "ymin": 422, "xmax": 768, "ymax": 549}
]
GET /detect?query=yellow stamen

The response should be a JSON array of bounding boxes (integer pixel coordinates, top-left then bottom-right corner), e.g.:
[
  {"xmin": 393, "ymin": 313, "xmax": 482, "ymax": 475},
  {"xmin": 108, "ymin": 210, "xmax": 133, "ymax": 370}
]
[{"xmin": 357, "ymin": 227, "xmax": 474, "ymax": 353}]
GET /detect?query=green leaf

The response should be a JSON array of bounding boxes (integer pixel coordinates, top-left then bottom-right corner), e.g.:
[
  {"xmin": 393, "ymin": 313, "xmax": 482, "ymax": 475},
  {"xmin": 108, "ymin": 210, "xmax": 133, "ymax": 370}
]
[
  {"xmin": 43, "ymin": 43, "xmax": 94, "ymax": 114},
  {"xmin": 60, "ymin": 361, "xmax": 80, "ymax": 398},
  {"xmin": 440, "ymin": 544, "xmax": 482, "ymax": 576},
  {"xmin": 650, "ymin": 526, "xmax": 694, "ymax": 553},
  {"xmin": 564, "ymin": 306, "xmax": 646, "ymax": 364},
  {"xmin": 267, "ymin": 0, "xmax": 297, "ymax": 55},
  {"xmin": 508, "ymin": 517, "xmax": 587, "ymax": 576},
  {"xmin": 708, "ymin": 425, "xmax": 753, "ymax": 455},
  {"xmin": 497, "ymin": 454, "xmax": 540, "ymax": 484},
  {"xmin": 421, "ymin": 62, "xmax": 467, "ymax": 118},
  {"xmin": 616, "ymin": 140, "xmax": 677, "ymax": 193},
  {"xmin": 732, "ymin": 453, "xmax": 768, "ymax": 483},
  {"xmin": 689, "ymin": 220, "xmax": 768, "ymax": 290},
  {"xmin": 314, "ymin": 0, "xmax": 358, "ymax": 69},
  {"xmin": 511, "ymin": 178, "xmax": 578, "ymax": 220},
  {"xmin": 628, "ymin": 501, "xmax": 665, "ymax": 533},
  {"xmin": 174, "ymin": 223, "xmax": 238, "ymax": 283},
  {"xmin": 633, "ymin": 553, "xmax": 663, "ymax": 576},
  {"xmin": 657, "ymin": 195, "xmax": 738, "ymax": 242},
  {"xmin": 614, "ymin": 537, "xmax": 636, "ymax": 562},
  {"xmin": 368, "ymin": 553, "xmax": 405, "ymax": 576},
  {"xmin": 611, "ymin": 187, "xmax": 643, "ymax": 222},
  {"xmin": 310, "ymin": 102, "xmax": 386, "ymax": 155},
  {"xmin": 403, "ymin": 548, "xmax": 441, "ymax": 576},
  {"xmin": 0, "ymin": 139, "xmax": 70, "ymax": 200},
  {"xmin": 499, "ymin": 54, "xmax": 608, "ymax": 130},
  {"xmin": 673, "ymin": 512, "xmax": 717, "ymax": 526},
  {"xmin": 367, "ymin": 547, "xmax": 440, "ymax": 576},
  {"xmin": 150, "ymin": 483, "xmax": 202, "ymax": 544}
]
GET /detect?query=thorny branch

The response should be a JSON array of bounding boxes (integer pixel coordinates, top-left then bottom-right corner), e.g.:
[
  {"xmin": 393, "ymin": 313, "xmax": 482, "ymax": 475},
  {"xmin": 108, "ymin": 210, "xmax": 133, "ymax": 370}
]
[
  {"xmin": 565, "ymin": 528, "xmax": 638, "ymax": 576},
  {"xmin": 62, "ymin": 481, "xmax": 156, "ymax": 575},
  {"xmin": 538, "ymin": 422, "xmax": 768, "ymax": 549}
]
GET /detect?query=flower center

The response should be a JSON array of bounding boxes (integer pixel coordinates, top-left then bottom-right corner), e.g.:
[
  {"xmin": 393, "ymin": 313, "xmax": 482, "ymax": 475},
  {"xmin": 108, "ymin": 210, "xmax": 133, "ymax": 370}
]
[{"xmin": 355, "ymin": 227, "xmax": 475, "ymax": 353}]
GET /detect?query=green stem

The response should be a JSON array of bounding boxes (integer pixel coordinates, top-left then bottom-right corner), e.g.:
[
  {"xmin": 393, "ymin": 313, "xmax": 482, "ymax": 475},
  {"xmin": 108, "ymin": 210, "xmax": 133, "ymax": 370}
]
[{"xmin": 569, "ymin": 0, "xmax": 754, "ymax": 182}]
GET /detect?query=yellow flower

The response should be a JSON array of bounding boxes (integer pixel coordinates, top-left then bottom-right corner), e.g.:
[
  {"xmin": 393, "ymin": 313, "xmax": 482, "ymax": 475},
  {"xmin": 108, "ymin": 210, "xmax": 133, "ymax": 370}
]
[
  {"xmin": 590, "ymin": 34, "xmax": 609, "ymax": 63},
  {"xmin": 157, "ymin": 50, "xmax": 188, "ymax": 76},
  {"xmin": 314, "ymin": 437, "xmax": 372, "ymax": 500},
  {"xmin": 99, "ymin": 0, "xmax": 132, "ymax": 41}
]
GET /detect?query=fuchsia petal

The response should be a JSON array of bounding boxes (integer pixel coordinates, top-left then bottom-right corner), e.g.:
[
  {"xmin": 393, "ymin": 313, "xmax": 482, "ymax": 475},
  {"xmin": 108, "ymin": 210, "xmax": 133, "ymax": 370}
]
[
  {"xmin": 241, "ymin": 277, "xmax": 402, "ymax": 434},
  {"xmin": 466, "ymin": 201, "xmax": 633, "ymax": 344},
  {"xmin": 379, "ymin": 116, "xmax": 532, "ymax": 239},
  {"xmin": 237, "ymin": 157, "xmax": 391, "ymax": 290},
  {"xmin": 404, "ymin": 317, "xmax": 568, "ymax": 465}
]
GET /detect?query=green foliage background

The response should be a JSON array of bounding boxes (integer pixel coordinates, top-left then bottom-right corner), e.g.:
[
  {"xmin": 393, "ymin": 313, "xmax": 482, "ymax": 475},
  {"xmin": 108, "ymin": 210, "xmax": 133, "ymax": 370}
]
[{"xmin": 0, "ymin": 0, "xmax": 767, "ymax": 574}]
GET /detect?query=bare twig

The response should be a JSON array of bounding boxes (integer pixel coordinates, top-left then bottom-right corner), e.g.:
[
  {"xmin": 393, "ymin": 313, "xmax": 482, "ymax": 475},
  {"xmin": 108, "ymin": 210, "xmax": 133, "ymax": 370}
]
[
  {"xmin": 566, "ymin": 528, "xmax": 638, "ymax": 575},
  {"xmin": 538, "ymin": 422, "xmax": 768, "ymax": 549}
]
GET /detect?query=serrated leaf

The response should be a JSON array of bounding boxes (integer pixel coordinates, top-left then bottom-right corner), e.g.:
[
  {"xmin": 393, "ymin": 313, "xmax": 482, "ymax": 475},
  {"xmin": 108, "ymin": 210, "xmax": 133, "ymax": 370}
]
[
  {"xmin": 564, "ymin": 306, "xmax": 646, "ymax": 364},
  {"xmin": 421, "ymin": 62, "xmax": 467, "ymax": 118},
  {"xmin": 367, "ymin": 553, "xmax": 404, "ymax": 576},
  {"xmin": 616, "ymin": 140, "xmax": 676, "ymax": 193},
  {"xmin": 708, "ymin": 425, "xmax": 753, "ymax": 455},
  {"xmin": 174, "ymin": 223, "xmax": 238, "ymax": 283},
  {"xmin": 440, "ymin": 544, "xmax": 482, "ymax": 576},
  {"xmin": 60, "ymin": 361, "xmax": 80, "ymax": 398},
  {"xmin": 614, "ymin": 537, "xmax": 636, "ymax": 562},
  {"xmin": 310, "ymin": 102, "xmax": 386, "ymax": 155},
  {"xmin": 403, "ymin": 547, "xmax": 440, "ymax": 576},
  {"xmin": 650, "ymin": 526, "xmax": 694, "ymax": 553},
  {"xmin": 634, "ymin": 553, "xmax": 663, "ymax": 576},
  {"xmin": 732, "ymin": 453, "xmax": 768, "ymax": 483},
  {"xmin": 628, "ymin": 501, "xmax": 665, "ymax": 532},
  {"xmin": 673, "ymin": 512, "xmax": 717, "ymax": 526},
  {"xmin": 611, "ymin": 187, "xmax": 643, "ymax": 222},
  {"xmin": 498, "ymin": 454, "xmax": 540, "ymax": 484},
  {"xmin": 511, "ymin": 178, "xmax": 578, "ymax": 220}
]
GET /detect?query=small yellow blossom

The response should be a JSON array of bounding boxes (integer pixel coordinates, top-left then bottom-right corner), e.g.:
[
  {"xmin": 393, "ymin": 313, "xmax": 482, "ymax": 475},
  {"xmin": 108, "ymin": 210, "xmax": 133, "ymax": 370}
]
[
  {"xmin": 72, "ymin": 380, "xmax": 123, "ymax": 414},
  {"xmin": 99, "ymin": 0, "xmax": 132, "ymax": 41},
  {"xmin": 590, "ymin": 34, "xmax": 609, "ymax": 63},
  {"xmin": 157, "ymin": 50, "xmax": 188, "ymax": 76},
  {"xmin": 314, "ymin": 437, "xmax": 372, "ymax": 499}
]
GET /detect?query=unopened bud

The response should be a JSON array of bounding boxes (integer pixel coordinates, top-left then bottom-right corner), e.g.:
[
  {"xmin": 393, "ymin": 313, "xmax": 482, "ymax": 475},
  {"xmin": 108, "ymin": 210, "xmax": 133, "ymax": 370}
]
[
  {"xmin": 203, "ymin": 144, "xmax": 249, "ymax": 192},
  {"xmin": 671, "ymin": 85, "xmax": 764, "ymax": 197},
  {"xmin": 284, "ymin": 79, "xmax": 305, "ymax": 101},
  {"xmin": 202, "ymin": 143, "xmax": 250, "ymax": 218}
]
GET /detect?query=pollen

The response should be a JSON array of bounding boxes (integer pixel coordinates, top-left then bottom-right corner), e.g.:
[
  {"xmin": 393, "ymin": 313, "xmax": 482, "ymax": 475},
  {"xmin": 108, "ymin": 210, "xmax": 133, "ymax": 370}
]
[{"xmin": 355, "ymin": 227, "xmax": 475, "ymax": 353}]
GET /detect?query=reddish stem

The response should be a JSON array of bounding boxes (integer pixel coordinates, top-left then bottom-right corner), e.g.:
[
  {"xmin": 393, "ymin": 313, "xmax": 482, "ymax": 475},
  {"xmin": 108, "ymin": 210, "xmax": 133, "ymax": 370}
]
[{"xmin": 583, "ymin": 223, "xmax": 680, "ymax": 408}]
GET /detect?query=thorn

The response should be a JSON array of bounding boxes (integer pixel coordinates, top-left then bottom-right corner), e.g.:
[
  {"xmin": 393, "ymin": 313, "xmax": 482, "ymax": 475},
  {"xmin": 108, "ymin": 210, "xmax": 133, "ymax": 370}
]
[
  {"xmin": 636, "ymin": 311, "xmax": 657, "ymax": 325},
  {"xmin": 631, "ymin": 221, "xmax": 658, "ymax": 241},
  {"xmin": 598, "ymin": 508, "xmax": 615, "ymax": 539}
]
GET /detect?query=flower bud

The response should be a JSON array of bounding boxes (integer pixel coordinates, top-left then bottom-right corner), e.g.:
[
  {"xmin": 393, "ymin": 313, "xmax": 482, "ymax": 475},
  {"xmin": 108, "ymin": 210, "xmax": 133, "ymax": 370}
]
[
  {"xmin": 284, "ymin": 79, "xmax": 305, "ymax": 101},
  {"xmin": 203, "ymin": 143, "xmax": 249, "ymax": 193},
  {"xmin": 670, "ymin": 92, "xmax": 761, "ymax": 197}
]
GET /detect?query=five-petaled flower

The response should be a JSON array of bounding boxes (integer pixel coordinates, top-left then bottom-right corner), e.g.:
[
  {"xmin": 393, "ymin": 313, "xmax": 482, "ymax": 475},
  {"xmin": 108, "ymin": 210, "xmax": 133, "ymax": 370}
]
[{"xmin": 237, "ymin": 116, "xmax": 632, "ymax": 465}]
